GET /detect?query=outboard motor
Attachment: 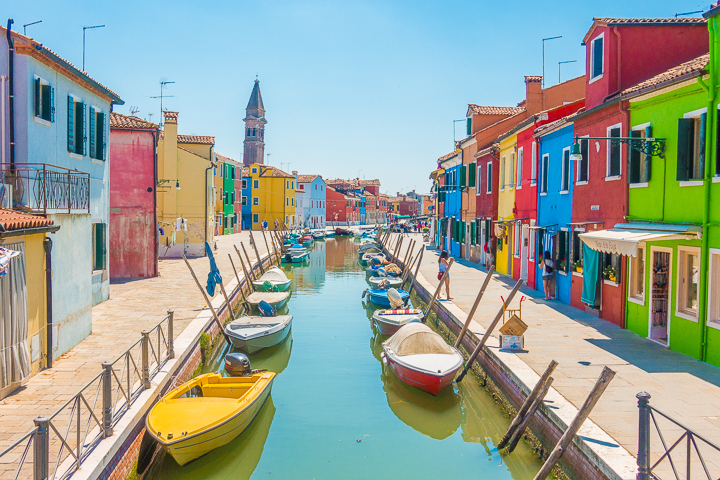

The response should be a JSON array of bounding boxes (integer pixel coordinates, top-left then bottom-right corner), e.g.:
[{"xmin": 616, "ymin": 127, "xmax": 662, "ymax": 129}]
[
  {"xmin": 224, "ymin": 352, "xmax": 251, "ymax": 376},
  {"xmin": 285, "ymin": 252, "xmax": 293, "ymax": 262},
  {"xmin": 370, "ymin": 256, "xmax": 383, "ymax": 267},
  {"xmin": 387, "ymin": 288, "xmax": 404, "ymax": 309},
  {"xmin": 258, "ymin": 300, "xmax": 277, "ymax": 317}
]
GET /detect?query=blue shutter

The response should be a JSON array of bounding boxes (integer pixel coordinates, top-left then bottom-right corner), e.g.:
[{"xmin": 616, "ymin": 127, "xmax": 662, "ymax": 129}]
[
  {"xmin": 34, "ymin": 79, "xmax": 41, "ymax": 117},
  {"xmin": 49, "ymin": 86, "xmax": 55, "ymax": 123},
  {"xmin": 81, "ymin": 102, "xmax": 87, "ymax": 155},
  {"xmin": 101, "ymin": 112, "xmax": 106, "ymax": 160},
  {"xmin": 89, "ymin": 108, "xmax": 96, "ymax": 158},
  {"xmin": 67, "ymin": 96, "xmax": 75, "ymax": 152}
]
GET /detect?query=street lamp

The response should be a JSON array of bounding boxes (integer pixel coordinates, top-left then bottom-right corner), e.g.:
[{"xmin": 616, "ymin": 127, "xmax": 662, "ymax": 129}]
[
  {"xmin": 82, "ymin": 24, "xmax": 105, "ymax": 71},
  {"xmin": 569, "ymin": 135, "xmax": 667, "ymax": 162}
]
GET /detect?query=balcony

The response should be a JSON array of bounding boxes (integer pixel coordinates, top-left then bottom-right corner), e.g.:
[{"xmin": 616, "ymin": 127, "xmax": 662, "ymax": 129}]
[{"xmin": 1, "ymin": 163, "xmax": 90, "ymax": 214}]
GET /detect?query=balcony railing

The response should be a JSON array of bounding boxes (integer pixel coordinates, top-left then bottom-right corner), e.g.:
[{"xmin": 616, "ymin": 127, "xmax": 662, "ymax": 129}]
[{"xmin": 1, "ymin": 164, "xmax": 90, "ymax": 214}]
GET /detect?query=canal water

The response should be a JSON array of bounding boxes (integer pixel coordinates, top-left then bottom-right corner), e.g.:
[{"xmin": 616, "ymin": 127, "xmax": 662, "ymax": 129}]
[{"xmin": 151, "ymin": 237, "xmax": 542, "ymax": 479}]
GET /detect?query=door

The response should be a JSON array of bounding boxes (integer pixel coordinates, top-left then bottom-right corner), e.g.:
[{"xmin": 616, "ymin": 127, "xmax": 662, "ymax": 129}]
[
  {"xmin": 480, "ymin": 220, "xmax": 486, "ymax": 264},
  {"xmin": 520, "ymin": 224, "xmax": 529, "ymax": 281},
  {"xmin": 465, "ymin": 223, "xmax": 472, "ymax": 259},
  {"xmin": 649, "ymin": 247, "xmax": 671, "ymax": 346}
]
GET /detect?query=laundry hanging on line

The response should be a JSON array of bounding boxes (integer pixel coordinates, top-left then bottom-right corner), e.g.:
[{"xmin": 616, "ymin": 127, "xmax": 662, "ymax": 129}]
[{"xmin": 0, "ymin": 247, "xmax": 22, "ymax": 277}]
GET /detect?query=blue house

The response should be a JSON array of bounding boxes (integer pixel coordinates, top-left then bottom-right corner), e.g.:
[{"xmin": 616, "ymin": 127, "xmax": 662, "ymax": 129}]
[
  {"xmin": 439, "ymin": 151, "xmax": 462, "ymax": 256},
  {"xmin": 241, "ymin": 168, "xmax": 253, "ymax": 229},
  {"xmin": 1, "ymin": 25, "xmax": 123, "ymax": 358},
  {"xmin": 297, "ymin": 175, "xmax": 326, "ymax": 229},
  {"xmin": 535, "ymin": 117, "xmax": 576, "ymax": 304}
]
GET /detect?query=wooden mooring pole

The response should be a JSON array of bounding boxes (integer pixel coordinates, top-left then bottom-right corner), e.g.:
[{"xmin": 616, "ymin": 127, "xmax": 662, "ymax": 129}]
[
  {"xmin": 260, "ymin": 228, "xmax": 274, "ymax": 265},
  {"xmin": 404, "ymin": 249, "xmax": 424, "ymax": 306},
  {"xmin": 498, "ymin": 359, "xmax": 558, "ymax": 449},
  {"xmin": 240, "ymin": 242, "xmax": 257, "ymax": 281},
  {"xmin": 181, "ymin": 254, "xmax": 231, "ymax": 345},
  {"xmin": 454, "ymin": 265, "xmax": 495, "ymax": 349},
  {"xmin": 422, "ymin": 258, "xmax": 454, "ymax": 320},
  {"xmin": 456, "ymin": 279, "xmax": 523, "ymax": 383},
  {"xmin": 532, "ymin": 367, "xmax": 616, "ymax": 480},
  {"xmin": 248, "ymin": 230, "xmax": 265, "ymax": 274},
  {"xmin": 506, "ymin": 378, "xmax": 553, "ymax": 454},
  {"xmin": 228, "ymin": 254, "xmax": 249, "ymax": 307},
  {"xmin": 234, "ymin": 245, "xmax": 256, "ymax": 291},
  {"xmin": 402, "ymin": 240, "xmax": 416, "ymax": 273}
]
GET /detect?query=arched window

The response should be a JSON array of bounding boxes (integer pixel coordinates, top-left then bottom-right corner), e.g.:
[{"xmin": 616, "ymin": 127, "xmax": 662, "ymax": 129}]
[
  {"xmin": 247, "ymin": 128, "xmax": 251, "ymax": 137},
  {"xmin": 252, "ymin": 128, "xmax": 257, "ymax": 136}
]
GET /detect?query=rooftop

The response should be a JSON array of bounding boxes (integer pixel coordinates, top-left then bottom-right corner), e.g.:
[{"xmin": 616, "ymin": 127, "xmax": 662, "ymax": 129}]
[
  {"xmin": 258, "ymin": 165, "xmax": 294, "ymax": 178},
  {"xmin": 467, "ymin": 105, "xmax": 525, "ymax": 116},
  {"xmin": 215, "ymin": 153, "xmax": 242, "ymax": 165},
  {"xmin": 297, "ymin": 174, "xmax": 321, "ymax": 183},
  {"xmin": 177, "ymin": 134, "xmax": 215, "ymax": 145},
  {"xmin": 109, "ymin": 112, "xmax": 158, "ymax": 131},
  {"xmin": 622, "ymin": 53, "xmax": 709, "ymax": 96},
  {"xmin": 437, "ymin": 150, "xmax": 459, "ymax": 162},
  {"xmin": 0, "ymin": 208, "xmax": 55, "ymax": 232},
  {"xmin": 583, "ymin": 17, "xmax": 707, "ymax": 44}
]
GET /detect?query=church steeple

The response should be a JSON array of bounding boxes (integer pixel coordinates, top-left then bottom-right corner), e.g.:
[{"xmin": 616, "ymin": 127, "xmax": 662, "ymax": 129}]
[{"xmin": 243, "ymin": 80, "xmax": 267, "ymax": 166}]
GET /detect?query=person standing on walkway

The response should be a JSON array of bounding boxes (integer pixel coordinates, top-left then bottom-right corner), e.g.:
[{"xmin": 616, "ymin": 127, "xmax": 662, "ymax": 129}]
[
  {"xmin": 439, "ymin": 250, "xmax": 452, "ymax": 300},
  {"xmin": 539, "ymin": 250, "xmax": 554, "ymax": 300}
]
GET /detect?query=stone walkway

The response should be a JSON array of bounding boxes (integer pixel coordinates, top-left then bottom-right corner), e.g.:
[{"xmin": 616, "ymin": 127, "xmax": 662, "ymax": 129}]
[
  {"xmin": 0, "ymin": 231, "xmax": 272, "ymax": 447},
  {"xmin": 390, "ymin": 233, "xmax": 720, "ymax": 478}
]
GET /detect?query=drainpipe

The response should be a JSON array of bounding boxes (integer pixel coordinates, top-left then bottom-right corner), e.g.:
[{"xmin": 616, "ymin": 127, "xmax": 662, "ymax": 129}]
[
  {"xmin": 620, "ymin": 99, "xmax": 630, "ymax": 329},
  {"xmin": 1, "ymin": 75, "xmax": 6, "ymax": 167},
  {"xmin": 204, "ymin": 145, "xmax": 215, "ymax": 249},
  {"xmin": 6, "ymin": 19, "xmax": 15, "ymax": 170},
  {"xmin": 43, "ymin": 237, "xmax": 53, "ymax": 369},
  {"xmin": 696, "ymin": 19, "xmax": 716, "ymax": 362}
]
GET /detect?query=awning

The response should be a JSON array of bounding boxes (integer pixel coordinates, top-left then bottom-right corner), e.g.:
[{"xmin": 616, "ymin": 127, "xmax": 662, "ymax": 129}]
[
  {"xmin": 529, "ymin": 224, "xmax": 557, "ymax": 230},
  {"xmin": 579, "ymin": 223, "xmax": 701, "ymax": 257}
]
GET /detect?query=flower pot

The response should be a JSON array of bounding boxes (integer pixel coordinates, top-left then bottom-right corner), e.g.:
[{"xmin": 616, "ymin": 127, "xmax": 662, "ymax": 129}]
[
  {"xmin": 609, "ymin": 275, "xmax": 617, "ymax": 282},
  {"xmin": 576, "ymin": 267, "xmax": 583, "ymax": 273}
]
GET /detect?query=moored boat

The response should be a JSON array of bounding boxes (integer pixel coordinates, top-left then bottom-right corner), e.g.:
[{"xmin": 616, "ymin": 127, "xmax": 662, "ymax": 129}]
[
  {"xmin": 252, "ymin": 267, "xmax": 292, "ymax": 292},
  {"xmin": 365, "ymin": 287, "xmax": 409, "ymax": 307},
  {"xmin": 381, "ymin": 323, "xmax": 463, "ymax": 395},
  {"xmin": 246, "ymin": 291, "xmax": 290, "ymax": 310},
  {"xmin": 372, "ymin": 308, "xmax": 424, "ymax": 336},
  {"xmin": 146, "ymin": 372, "xmax": 275, "ymax": 465},
  {"xmin": 335, "ymin": 227, "xmax": 352, "ymax": 236},
  {"xmin": 368, "ymin": 275, "xmax": 403, "ymax": 289},
  {"xmin": 282, "ymin": 249, "xmax": 310, "ymax": 263},
  {"xmin": 225, "ymin": 315, "xmax": 293, "ymax": 354}
]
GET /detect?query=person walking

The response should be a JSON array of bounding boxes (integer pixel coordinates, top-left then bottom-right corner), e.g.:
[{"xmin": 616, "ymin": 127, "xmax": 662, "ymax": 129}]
[
  {"xmin": 539, "ymin": 250, "xmax": 555, "ymax": 300},
  {"xmin": 439, "ymin": 250, "xmax": 452, "ymax": 300}
]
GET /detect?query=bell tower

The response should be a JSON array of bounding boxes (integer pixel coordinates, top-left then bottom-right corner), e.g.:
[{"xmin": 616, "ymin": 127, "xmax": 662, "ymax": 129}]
[{"xmin": 243, "ymin": 79, "xmax": 267, "ymax": 166}]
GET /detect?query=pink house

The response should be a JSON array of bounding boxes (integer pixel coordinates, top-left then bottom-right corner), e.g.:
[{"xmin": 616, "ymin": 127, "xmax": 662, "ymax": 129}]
[{"xmin": 109, "ymin": 112, "xmax": 159, "ymax": 278}]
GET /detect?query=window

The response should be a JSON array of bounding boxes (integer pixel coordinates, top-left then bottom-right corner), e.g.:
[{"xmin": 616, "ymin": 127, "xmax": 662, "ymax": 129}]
[
  {"xmin": 242, "ymin": 196, "xmax": 247, "ymax": 206},
  {"xmin": 242, "ymin": 179, "xmax": 248, "ymax": 189},
  {"xmin": 516, "ymin": 148, "xmax": 523, "ymax": 189},
  {"xmin": 628, "ymin": 246, "xmax": 645, "ymax": 303},
  {"xmin": 709, "ymin": 250, "xmax": 720, "ymax": 327},
  {"xmin": 251, "ymin": 167, "xmax": 257, "ymax": 174},
  {"xmin": 486, "ymin": 162, "xmax": 493, "ymax": 194},
  {"xmin": 34, "ymin": 77, "xmax": 54, "ymax": 122},
  {"xmin": 92, "ymin": 223, "xmax": 106, "ymax": 271},
  {"xmin": 576, "ymin": 137, "xmax": 589, "ymax": 183},
  {"xmin": 602, "ymin": 252, "xmax": 621, "ymax": 283},
  {"xmin": 590, "ymin": 34, "xmax": 604, "ymax": 80},
  {"xmin": 557, "ymin": 230, "xmax": 568, "ymax": 274},
  {"xmin": 607, "ymin": 124, "xmax": 622, "ymax": 179},
  {"xmin": 89, "ymin": 107, "xmax": 105, "ymax": 160},
  {"xmin": 513, "ymin": 222, "xmax": 521, "ymax": 257},
  {"xmin": 629, "ymin": 126, "xmax": 651, "ymax": 184},
  {"xmin": 677, "ymin": 247, "xmax": 700, "ymax": 319},
  {"xmin": 252, "ymin": 197, "xmax": 259, "ymax": 206},
  {"xmin": 529, "ymin": 224, "xmax": 536, "ymax": 261},
  {"xmin": 253, "ymin": 179, "xmax": 259, "ymax": 189},
  {"xmin": 500, "ymin": 156, "xmax": 505, "ymax": 191},
  {"xmin": 509, "ymin": 153, "xmax": 515, "ymax": 189},
  {"xmin": 540, "ymin": 154, "xmax": 549, "ymax": 194},
  {"xmin": 531, "ymin": 141, "xmax": 537, "ymax": 186},
  {"xmin": 476, "ymin": 164, "xmax": 482, "ymax": 194},
  {"xmin": 677, "ymin": 110, "xmax": 707, "ymax": 181},
  {"xmin": 67, "ymin": 96, "xmax": 86, "ymax": 155},
  {"xmin": 300, "ymin": 184, "xmax": 305, "ymax": 190},
  {"xmin": 253, "ymin": 213, "xmax": 259, "ymax": 223},
  {"xmin": 561, "ymin": 147, "xmax": 571, "ymax": 192},
  {"xmin": 571, "ymin": 230, "xmax": 584, "ymax": 273},
  {"xmin": 286, "ymin": 198, "xmax": 289, "ymax": 206},
  {"xmin": 291, "ymin": 197, "xmax": 294, "ymax": 206}
]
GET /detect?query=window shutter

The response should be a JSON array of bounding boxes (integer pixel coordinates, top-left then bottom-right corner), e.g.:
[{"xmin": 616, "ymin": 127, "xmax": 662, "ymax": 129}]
[
  {"xmin": 95, "ymin": 224, "xmax": 107, "ymax": 270},
  {"xmin": 468, "ymin": 163, "xmax": 476, "ymax": 187},
  {"xmin": 34, "ymin": 79, "xmax": 41, "ymax": 117},
  {"xmin": 580, "ymin": 138, "xmax": 589, "ymax": 182},
  {"xmin": 699, "ymin": 112, "xmax": 707, "ymax": 178},
  {"xmin": 81, "ymin": 103, "xmax": 87, "ymax": 155},
  {"xmin": 466, "ymin": 118, "xmax": 472, "ymax": 136},
  {"xmin": 677, "ymin": 118, "xmax": 693, "ymax": 181},
  {"xmin": 459, "ymin": 166, "xmax": 466, "ymax": 187},
  {"xmin": 89, "ymin": 108, "xmax": 96, "ymax": 159},
  {"xmin": 642, "ymin": 126, "xmax": 652, "ymax": 182},
  {"xmin": 593, "ymin": 37, "xmax": 603, "ymax": 77},
  {"xmin": 471, "ymin": 221, "xmax": 476, "ymax": 245},
  {"xmin": 50, "ymin": 86, "xmax": 55, "ymax": 123},
  {"xmin": 628, "ymin": 130, "xmax": 641, "ymax": 184},
  {"xmin": 67, "ymin": 96, "xmax": 75, "ymax": 152},
  {"xmin": 101, "ymin": 112, "xmax": 107, "ymax": 160}
]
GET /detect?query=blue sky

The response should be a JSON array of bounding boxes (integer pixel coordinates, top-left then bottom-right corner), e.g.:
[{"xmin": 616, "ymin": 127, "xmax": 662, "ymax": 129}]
[{"xmin": 8, "ymin": 0, "xmax": 709, "ymax": 195}]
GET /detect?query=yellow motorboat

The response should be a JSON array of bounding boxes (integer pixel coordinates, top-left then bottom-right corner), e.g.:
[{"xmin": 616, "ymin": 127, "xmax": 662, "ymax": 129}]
[{"xmin": 146, "ymin": 371, "xmax": 275, "ymax": 466}]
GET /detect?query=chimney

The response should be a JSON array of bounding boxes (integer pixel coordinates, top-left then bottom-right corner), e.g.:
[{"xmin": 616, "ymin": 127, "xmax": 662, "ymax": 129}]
[{"xmin": 524, "ymin": 76, "xmax": 543, "ymax": 115}]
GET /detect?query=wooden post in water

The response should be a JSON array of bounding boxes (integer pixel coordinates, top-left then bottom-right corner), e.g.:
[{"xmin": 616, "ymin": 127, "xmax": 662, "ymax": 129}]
[
  {"xmin": 402, "ymin": 248, "xmax": 421, "ymax": 285},
  {"xmin": 532, "ymin": 367, "xmax": 616, "ymax": 480},
  {"xmin": 404, "ymin": 249, "xmax": 424, "ymax": 306},
  {"xmin": 506, "ymin": 378, "xmax": 553, "ymax": 453},
  {"xmin": 181, "ymin": 254, "xmax": 231, "ymax": 345},
  {"xmin": 456, "ymin": 279, "xmax": 523, "ymax": 383},
  {"xmin": 240, "ymin": 242, "xmax": 257, "ymax": 281},
  {"xmin": 422, "ymin": 258, "xmax": 454, "ymax": 320},
  {"xmin": 402, "ymin": 240, "xmax": 416, "ymax": 274},
  {"xmin": 498, "ymin": 359, "xmax": 558, "ymax": 449},
  {"xmin": 393, "ymin": 237, "xmax": 403, "ymax": 263},
  {"xmin": 260, "ymin": 229, "xmax": 274, "ymax": 265},
  {"xmin": 228, "ymin": 254, "xmax": 249, "ymax": 307},
  {"xmin": 248, "ymin": 230, "xmax": 265, "ymax": 274},
  {"xmin": 234, "ymin": 245, "xmax": 256, "ymax": 291},
  {"xmin": 454, "ymin": 266, "xmax": 495, "ymax": 349},
  {"xmin": 218, "ymin": 281, "xmax": 236, "ymax": 321}
]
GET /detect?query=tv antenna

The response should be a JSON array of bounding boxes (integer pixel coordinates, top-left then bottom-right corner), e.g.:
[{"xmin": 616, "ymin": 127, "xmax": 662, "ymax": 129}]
[
  {"xmin": 150, "ymin": 80, "xmax": 175, "ymax": 125},
  {"xmin": 129, "ymin": 106, "xmax": 140, "ymax": 115},
  {"xmin": 23, "ymin": 20, "xmax": 42, "ymax": 36}
]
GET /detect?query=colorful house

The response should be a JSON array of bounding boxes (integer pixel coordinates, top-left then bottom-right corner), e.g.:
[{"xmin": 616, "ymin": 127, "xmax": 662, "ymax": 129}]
[
  {"xmin": 247, "ymin": 164, "xmax": 295, "ymax": 230},
  {"xmin": 297, "ymin": 174, "xmax": 326, "ymax": 229},
  {"xmin": 215, "ymin": 154, "xmax": 241, "ymax": 234},
  {"xmin": 156, "ymin": 111, "xmax": 216, "ymax": 257},
  {"xmin": 572, "ymin": 17, "xmax": 708, "ymax": 327},
  {"xmin": 326, "ymin": 186, "xmax": 347, "ymax": 225},
  {"xmin": 109, "ymin": 113, "xmax": 159, "ymax": 279},
  {"xmin": 437, "ymin": 151, "xmax": 462, "ymax": 254},
  {"xmin": 1, "ymin": 25, "xmax": 123, "ymax": 359},
  {"xmin": 241, "ymin": 167, "xmax": 252, "ymax": 230},
  {"xmin": 495, "ymin": 132, "xmax": 518, "ymax": 276},
  {"xmin": 0, "ymin": 209, "xmax": 59, "ymax": 399}
]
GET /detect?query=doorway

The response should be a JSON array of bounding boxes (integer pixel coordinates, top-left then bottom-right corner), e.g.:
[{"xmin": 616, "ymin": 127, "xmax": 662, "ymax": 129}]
[
  {"xmin": 649, "ymin": 247, "xmax": 672, "ymax": 346},
  {"xmin": 520, "ymin": 224, "xmax": 529, "ymax": 282},
  {"xmin": 480, "ymin": 220, "xmax": 486, "ymax": 265}
]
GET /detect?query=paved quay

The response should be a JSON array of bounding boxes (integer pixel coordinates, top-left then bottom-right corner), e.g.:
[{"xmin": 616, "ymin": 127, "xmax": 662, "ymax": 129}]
[
  {"xmin": 0, "ymin": 232, "xmax": 272, "ymax": 447},
  {"xmin": 389, "ymin": 233, "xmax": 720, "ymax": 478}
]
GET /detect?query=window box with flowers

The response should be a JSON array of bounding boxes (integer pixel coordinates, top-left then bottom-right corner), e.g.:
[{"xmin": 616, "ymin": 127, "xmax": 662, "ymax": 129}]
[{"xmin": 572, "ymin": 258, "xmax": 583, "ymax": 273}]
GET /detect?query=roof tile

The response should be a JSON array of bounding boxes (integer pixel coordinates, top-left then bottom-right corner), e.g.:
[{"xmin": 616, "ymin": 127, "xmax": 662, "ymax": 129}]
[
  {"xmin": 0, "ymin": 208, "xmax": 54, "ymax": 231},
  {"xmin": 467, "ymin": 105, "xmax": 525, "ymax": 116},
  {"xmin": 622, "ymin": 53, "xmax": 708, "ymax": 96},
  {"xmin": 110, "ymin": 112, "xmax": 158, "ymax": 130},
  {"xmin": 177, "ymin": 134, "xmax": 215, "ymax": 145}
]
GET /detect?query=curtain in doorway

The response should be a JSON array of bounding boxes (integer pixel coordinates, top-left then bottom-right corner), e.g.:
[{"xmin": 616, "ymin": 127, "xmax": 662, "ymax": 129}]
[
  {"xmin": 581, "ymin": 243, "xmax": 599, "ymax": 306},
  {"xmin": 0, "ymin": 242, "xmax": 31, "ymax": 391},
  {"xmin": 542, "ymin": 231, "xmax": 554, "ymax": 256}
]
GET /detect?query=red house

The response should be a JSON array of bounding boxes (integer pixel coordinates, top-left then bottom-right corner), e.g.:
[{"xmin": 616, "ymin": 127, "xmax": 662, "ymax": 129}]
[
  {"xmin": 572, "ymin": 17, "xmax": 708, "ymax": 326},
  {"xmin": 109, "ymin": 113, "xmax": 159, "ymax": 278},
  {"xmin": 326, "ymin": 186, "xmax": 347, "ymax": 224}
]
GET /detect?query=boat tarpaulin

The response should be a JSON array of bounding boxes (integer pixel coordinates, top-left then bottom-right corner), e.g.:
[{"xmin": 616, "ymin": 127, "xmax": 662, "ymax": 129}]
[
  {"xmin": 581, "ymin": 243, "xmax": 599, "ymax": 306},
  {"xmin": 579, "ymin": 223, "xmax": 700, "ymax": 257},
  {"xmin": 258, "ymin": 268, "xmax": 290, "ymax": 283},
  {"xmin": 383, "ymin": 323, "xmax": 453, "ymax": 356}
]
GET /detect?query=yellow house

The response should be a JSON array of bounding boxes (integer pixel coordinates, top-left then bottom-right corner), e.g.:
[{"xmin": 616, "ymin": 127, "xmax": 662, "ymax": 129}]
[
  {"xmin": 0, "ymin": 209, "xmax": 59, "ymax": 399},
  {"xmin": 247, "ymin": 164, "xmax": 296, "ymax": 230},
  {"xmin": 157, "ymin": 111, "xmax": 215, "ymax": 257},
  {"xmin": 495, "ymin": 132, "xmax": 518, "ymax": 276}
]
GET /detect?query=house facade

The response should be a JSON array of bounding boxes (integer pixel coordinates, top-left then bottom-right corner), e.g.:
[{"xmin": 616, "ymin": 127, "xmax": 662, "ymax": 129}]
[
  {"xmin": 297, "ymin": 174, "xmax": 326, "ymax": 229},
  {"xmin": 247, "ymin": 164, "xmax": 295, "ymax": 230}
]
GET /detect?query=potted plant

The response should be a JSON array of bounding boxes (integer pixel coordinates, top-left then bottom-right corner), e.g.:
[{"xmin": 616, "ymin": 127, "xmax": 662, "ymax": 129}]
[
  {"xmin": 574, "ymin": 258, "xmax": 583, "ymax": 273},
  {"xmin": 603, "ymin": 265, "xmax": 618, "ymax": 282},
  {"xmin": 559, "ymin": 259, "xmax": 567, "ymax": 272}
]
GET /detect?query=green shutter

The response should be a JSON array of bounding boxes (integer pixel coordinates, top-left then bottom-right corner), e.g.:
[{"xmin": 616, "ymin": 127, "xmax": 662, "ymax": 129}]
[
  {"xmin": 81, "ymin": 102, "xmax": 87, "ymax": 155},
  {"xmin": 99, "ymin": 112, "xmax": 106, "ymax": 160},
  {"xmin": 470, "ymin": 221, "xmax": 476, "ymax": 245},
  {"xmin": 698, "ymin": 113, "xmax": 706, "ymax": 179},
  {"xmin": 49, "ymin": 86, "xmax": 55, "ymax": 122},
  {"xmin": 460, "ymin": 166, "xmax": 466, "ymax": 187},
  {"xmin": 67, "ymin": 96, "xmax": 75, "ymax": 152},
  {"xmin": 469, "ymin": 162, "xmax": 476, "ymax": 187},
  {"xmin": 34, "ymin": 78, "xmax": 41, "ymax": 117},
  {"xmin": 628, "ymin": 130, "xmax": 641, "ymax": 184},
  {"xmin": 466, "ymin": 118, "xmax": 472, "ymax": 136},
  {"xmin": 642, "ymin": 126, "xmax": 652, "ymax": 182},
  {"xmin": 95, "ymin": 223, "xmax": 106, "ymax": 270},
  {"xmin": 677, "ymin": 118, "xmax": 693, "ymax": 181},
  {"xmin": 89, "ymin": 108, "xmax": 96, "ymax": 158}
]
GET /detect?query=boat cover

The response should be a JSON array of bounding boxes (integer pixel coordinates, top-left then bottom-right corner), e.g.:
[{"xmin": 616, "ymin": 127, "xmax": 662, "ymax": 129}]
[
  {"xmin": 258, "ymin": 268, "xmax": 290, "ymax": 283},
  {"xmin": 384, "ymin": 323, "xmax": 453, "ymax": 356},
  {"xmin": 246, "ymin": 292, "xmax": 290, "ymax": 304}
]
